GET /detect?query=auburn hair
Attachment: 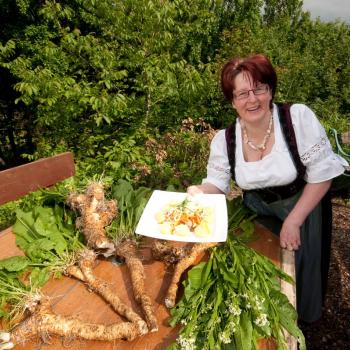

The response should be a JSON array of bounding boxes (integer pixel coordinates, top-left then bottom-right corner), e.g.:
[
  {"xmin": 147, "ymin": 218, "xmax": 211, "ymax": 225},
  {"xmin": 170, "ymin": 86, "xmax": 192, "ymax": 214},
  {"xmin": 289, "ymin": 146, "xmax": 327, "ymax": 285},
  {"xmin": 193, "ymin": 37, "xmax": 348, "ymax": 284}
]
[{"xmin": 221, "ymin": 54, "xmax": 277, "ymax": 102}]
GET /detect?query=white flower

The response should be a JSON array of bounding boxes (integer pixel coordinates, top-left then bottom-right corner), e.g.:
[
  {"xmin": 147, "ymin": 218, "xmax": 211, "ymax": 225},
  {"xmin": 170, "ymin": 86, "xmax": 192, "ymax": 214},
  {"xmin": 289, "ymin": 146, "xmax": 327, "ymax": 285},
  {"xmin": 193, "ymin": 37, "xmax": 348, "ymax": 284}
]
[
  {"xmin": 254, "ymin": 313, "xmax": 270, "ymax": 327},
  {"xmin": 219, "ymin": 332, "xmax": 231, "ymax": 344},
  {"xmin": 251, "ymin": 295, "xmax": 266, "ymax": 311},
  {"xmin": 228, "ymin": 320, "xmax": 237, "ymax": 332},
  {"xmin": 177, "ymin": 334, "xmax": 196, "ymax": 350},
  {"xmin": 228, "ymin": 304, "xmax": 241, "ymax": 316}
]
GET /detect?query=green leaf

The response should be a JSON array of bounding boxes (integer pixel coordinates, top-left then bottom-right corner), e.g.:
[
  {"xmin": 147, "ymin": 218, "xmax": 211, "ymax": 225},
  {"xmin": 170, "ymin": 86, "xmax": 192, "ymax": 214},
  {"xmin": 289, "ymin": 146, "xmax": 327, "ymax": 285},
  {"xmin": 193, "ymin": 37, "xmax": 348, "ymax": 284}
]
[
  {"xmin": 33, "ymin": 217, "xmax": 52, "ymax": 236},
  {"xmin": 272, "ymin": 290, "xmax": 306, "ymax": 350},
  {"xmin": 13, "ymin": 209, "xmax": 38, "ymax": 243},
  {"xmin": 112, "ymin": 179, "xmax": 134, "ymax": 200},
  {"xmin": 209, "ymin": 333, "xmax": 215, "ymax": 349},
  {"xmin": 239, "ymin": 219, "xmax": 255, "ymax": 238},
  {"xmin": 165, "ymin": 343, "xmax": 178, "ymax": 350},
  {"xmin": 201, "ymin": 255, "xmax": 213, "ymax": 286},
  {"xmin": 234, "ymin": 311, "xmax": 253, "ymax": 350},
  {"xmin": 0, "ymin": 256, "xmax": 30, "ymax": 272},
  {"xmin": 50, "ymin": 231, "xmax": 68, "ymax": 255},
  {"xmin": 187, "ymin": 262, "xmax": 206, "ymax": 290},
  {"xmin": 15, "ymin": 234, "xmax": 30, "ymax": 252},
  {"xmin": 29, "ymin": 267, "xmax": 51, "ymax": 288},
  {"xmin": 220, "ymin": 266, "xmax": 238, "ymax": 287},
  {"xmin": 26, "ymin": 239, "xmax": 55, "ymax": 261}
]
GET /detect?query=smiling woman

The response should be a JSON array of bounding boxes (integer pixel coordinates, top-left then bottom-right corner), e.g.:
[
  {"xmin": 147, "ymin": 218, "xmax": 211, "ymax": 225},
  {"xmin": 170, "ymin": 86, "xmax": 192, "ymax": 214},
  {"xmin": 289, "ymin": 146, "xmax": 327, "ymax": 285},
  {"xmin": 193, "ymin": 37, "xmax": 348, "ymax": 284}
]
[{"xmin": 187, "ymin": 53, "xmax": 349, "ymax": 324}]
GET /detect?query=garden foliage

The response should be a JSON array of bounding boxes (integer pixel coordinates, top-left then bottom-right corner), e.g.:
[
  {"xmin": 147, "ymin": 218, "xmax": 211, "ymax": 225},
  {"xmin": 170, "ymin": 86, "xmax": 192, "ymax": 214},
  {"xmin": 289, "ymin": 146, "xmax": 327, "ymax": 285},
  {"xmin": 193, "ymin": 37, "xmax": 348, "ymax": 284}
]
[{"xmin": 0, "ymin": 0, "xmax": 349, "ymax": 188}]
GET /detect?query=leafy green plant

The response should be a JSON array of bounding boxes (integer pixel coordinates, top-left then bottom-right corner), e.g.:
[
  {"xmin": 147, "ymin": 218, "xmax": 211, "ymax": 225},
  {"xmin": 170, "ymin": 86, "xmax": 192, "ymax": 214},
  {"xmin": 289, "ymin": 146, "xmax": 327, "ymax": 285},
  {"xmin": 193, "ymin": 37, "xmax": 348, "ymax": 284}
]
[
  {"xmin": 0, "ymin": 267, "xmax": 32, "ymax": 323},
  {"xmin": 13, "ymin": 205, "xmax": 83, "ymax": 263},
  {"xmin": 168, "ymin": 198, "xmax": 305, "ymax": 350},
  {"xmin": 107, "ymin": 179, "xmax": 152, "ymax": 242},
  {"xmin": 0, "ymin": 202, "xmax": 84, "ymax": 322},
  {"xmin": 139, "ymin": 118, "xmax": 216, "ymax": 190}
]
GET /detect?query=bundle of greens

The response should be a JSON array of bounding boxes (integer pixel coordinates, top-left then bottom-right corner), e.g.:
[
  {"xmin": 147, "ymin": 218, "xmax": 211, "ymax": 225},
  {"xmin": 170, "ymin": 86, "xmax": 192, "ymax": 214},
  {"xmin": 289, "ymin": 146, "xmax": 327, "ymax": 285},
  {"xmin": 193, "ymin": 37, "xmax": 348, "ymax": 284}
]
[
  {"xmin": 14, "ymin": 204, "xmax": 84, "ymax": 268},
  {"xmin": 167, "ymin": 198, "xmax": 306, "ymax": 350},
  {"xmin": 0, "ymin": 204, "xmax": 84, "ymax": 322},
  {"xmin": 0, "ymin": 258, "xmax": 32, "ymax": 322}
]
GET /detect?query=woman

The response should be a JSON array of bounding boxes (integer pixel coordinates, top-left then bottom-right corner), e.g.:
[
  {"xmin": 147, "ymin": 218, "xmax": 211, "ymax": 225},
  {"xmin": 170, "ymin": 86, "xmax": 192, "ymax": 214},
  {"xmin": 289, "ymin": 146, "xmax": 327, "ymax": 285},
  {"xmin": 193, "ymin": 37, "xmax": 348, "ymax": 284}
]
[{"xmin": 187, "ymin": 54, "xmax": 348, "ymax": 323}]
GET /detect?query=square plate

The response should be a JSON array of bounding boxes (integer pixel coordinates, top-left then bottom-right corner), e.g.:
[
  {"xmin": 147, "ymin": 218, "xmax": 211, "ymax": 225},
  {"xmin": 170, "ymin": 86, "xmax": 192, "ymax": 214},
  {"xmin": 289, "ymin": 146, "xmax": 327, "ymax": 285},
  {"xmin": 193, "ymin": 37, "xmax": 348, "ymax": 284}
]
[{"xmin": 135, "ymin": 190, "xmax": 228, "ymax": 242}]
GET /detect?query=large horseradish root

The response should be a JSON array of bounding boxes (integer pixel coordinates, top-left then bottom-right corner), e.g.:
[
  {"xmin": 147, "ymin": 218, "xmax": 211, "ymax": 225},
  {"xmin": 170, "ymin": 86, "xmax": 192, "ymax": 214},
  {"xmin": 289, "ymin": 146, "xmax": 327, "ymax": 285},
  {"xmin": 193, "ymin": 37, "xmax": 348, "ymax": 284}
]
[
  {"xmin": 66, "ymin": 250, "xmax": 148, "ymax": 335},
  {"xmin": 115, "ymin": 240, "xmax": 158, "ymax": 332},
  {"xmin": 165, "ymin": 242, "xmax": 218, "ymax": 308},
  {"xmin": 9, "ymin": 297, "xmax": 143, "ymax": 346},
  {"xmin": 151, "ymin": 240, "xmax": 188, "ymax": 264},
  {"xmin": 67, "ymin": 182, "xmax": 116, "ymax": 256}
]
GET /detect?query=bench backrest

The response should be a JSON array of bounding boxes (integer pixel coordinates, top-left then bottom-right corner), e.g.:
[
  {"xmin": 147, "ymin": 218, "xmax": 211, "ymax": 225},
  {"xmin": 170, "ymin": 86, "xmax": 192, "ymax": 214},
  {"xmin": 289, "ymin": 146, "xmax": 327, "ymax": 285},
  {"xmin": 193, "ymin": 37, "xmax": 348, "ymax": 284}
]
[{"xmin": 0, "ymin": 152, "xmax": 75, "ymax": 206}]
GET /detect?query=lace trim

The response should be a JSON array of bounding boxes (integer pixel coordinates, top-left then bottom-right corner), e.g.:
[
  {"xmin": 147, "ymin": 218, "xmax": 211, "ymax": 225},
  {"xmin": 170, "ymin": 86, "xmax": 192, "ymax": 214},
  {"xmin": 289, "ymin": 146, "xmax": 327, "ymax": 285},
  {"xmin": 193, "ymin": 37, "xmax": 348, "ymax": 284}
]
[
  {"xmin": 300, "ymin": 137, "xmax": 328, "ymax": 162},
  {"xmin": 208, "ymin": 163, "xmax": 231, "ymax": 174}
]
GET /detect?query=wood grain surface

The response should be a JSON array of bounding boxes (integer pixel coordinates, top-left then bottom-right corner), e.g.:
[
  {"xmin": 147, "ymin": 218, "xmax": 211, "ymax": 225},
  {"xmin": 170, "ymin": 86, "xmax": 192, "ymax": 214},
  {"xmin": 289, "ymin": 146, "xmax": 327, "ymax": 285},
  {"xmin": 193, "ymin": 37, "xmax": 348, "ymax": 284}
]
[
  {"xmin": 0, "ymin": 152, "xmax": 75, "ymax": 205},
  {"xmin": 0, "ymin": 225, "xmax": 281, "ymax": 350}
]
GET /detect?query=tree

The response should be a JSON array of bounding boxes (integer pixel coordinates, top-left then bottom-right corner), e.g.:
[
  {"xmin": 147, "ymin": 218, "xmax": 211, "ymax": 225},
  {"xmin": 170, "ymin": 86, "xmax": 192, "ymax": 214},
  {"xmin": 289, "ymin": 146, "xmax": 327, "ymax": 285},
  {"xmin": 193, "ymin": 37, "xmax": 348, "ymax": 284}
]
[{"xmin": 0, "ymin": 0, "xmax": 349, "ymax": 183}]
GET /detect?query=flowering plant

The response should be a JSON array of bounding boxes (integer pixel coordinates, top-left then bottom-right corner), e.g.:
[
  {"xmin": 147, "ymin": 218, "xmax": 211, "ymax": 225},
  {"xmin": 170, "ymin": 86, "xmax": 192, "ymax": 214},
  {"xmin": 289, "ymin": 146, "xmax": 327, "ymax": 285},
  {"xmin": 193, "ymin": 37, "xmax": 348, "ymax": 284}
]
[{"xmin": 167, "ymin": 200, "xmax": 306, "ymax": 350}]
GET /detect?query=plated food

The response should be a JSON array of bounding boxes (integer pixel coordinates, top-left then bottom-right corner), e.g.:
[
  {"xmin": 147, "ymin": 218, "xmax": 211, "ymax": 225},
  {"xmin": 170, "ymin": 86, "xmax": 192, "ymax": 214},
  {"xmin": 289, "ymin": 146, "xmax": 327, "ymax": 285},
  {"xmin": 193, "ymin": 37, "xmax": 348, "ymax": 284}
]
[
  {"xmin": 154, "ymin": 198, "xmax": 214, "ymax": 237},
  {"xmin": 135, "ymin": 190, "xmax": 227, "ymax": 242}
]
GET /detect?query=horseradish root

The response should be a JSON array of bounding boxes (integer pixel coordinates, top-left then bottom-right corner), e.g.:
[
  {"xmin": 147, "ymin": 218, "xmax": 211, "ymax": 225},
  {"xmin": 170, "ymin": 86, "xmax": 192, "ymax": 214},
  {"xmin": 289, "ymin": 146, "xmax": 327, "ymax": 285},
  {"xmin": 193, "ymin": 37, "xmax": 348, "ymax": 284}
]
[
  {"xmin": 0, "ymin": 332, "xmax": 13, "ymax": 350},
  {"xmin": 165, "ymin": 242, "xmax": 217, "ymax": 308},
  {"xmin": 8, "ymin": 297, "xmax": 143, "ymax": 346},
  {"xmin": 115, "ymin": 240, "xmax": 158, "ymax": 332},
  {"xmin": 67, "ymin": 182, "xmax": 116, "ymax": 255},
  {"xmin": 67, "ymin": 250, "xmax": 148, "ymax": 334},
  {"xmin": 151, "ymin": 240, "xmax": 188, "ymax": 264}
]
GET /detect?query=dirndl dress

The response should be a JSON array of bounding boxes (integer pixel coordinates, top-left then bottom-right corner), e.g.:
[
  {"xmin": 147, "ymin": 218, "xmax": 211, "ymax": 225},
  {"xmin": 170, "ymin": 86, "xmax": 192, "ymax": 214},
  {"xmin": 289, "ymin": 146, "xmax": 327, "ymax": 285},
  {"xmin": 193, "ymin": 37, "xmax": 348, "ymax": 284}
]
[{"xmin": 243, "ymin": 190, "xmax": 332, "ymax": 322}]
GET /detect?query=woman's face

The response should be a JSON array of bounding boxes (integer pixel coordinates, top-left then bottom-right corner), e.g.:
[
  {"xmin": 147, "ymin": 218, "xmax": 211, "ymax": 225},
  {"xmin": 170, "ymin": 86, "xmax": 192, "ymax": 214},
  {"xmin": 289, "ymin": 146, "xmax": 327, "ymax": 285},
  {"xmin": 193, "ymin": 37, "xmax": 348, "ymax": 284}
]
[{"xmin": 232, "ymin": 72, "xmax": 272, "ymax": 125}]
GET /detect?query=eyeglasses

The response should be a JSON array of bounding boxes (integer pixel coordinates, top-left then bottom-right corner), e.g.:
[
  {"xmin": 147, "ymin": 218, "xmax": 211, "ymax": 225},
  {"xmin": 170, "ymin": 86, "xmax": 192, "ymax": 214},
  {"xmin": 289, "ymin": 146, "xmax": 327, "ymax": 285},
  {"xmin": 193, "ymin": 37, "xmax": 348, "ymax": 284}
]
[{"xmin": 233, "ymin": 85, "xmax": 269, "ymax": 100}]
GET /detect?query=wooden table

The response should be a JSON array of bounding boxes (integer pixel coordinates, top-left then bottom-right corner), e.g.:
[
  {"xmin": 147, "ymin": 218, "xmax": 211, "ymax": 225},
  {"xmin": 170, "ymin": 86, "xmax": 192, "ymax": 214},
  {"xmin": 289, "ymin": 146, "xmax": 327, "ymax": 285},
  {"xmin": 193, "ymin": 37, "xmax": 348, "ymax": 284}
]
[
  {"xmin": 0, "ymin": 223, "xmax": 293, "ymax": 350},
  {"xmin": 0, "ymin": 153, "xmax": 296, "ymax": 349}
]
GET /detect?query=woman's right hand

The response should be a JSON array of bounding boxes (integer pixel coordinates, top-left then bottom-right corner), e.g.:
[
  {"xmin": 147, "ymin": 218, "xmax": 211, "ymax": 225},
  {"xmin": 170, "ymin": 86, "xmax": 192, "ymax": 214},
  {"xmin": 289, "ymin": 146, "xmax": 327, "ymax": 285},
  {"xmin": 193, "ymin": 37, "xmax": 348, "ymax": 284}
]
[
  {"xmin": 187, "ymin": 183, "xmax": 224, "ymax": 196},
  {"xmin": 187, "ymin": 185, "xmax": 205, "ymax": 197}
]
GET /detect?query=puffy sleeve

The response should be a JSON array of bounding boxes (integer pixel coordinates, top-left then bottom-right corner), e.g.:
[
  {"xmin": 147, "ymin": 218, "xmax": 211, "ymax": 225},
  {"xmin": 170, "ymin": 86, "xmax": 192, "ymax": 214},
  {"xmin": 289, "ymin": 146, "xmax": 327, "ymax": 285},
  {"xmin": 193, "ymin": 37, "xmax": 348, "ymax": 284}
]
[
  {"xmin": 202, "ymin": 129, "xmax": 231, "ymax": 193},
  {"xmin": 291, "ymin": 104, "xmax": 349, "ymax": 183}
]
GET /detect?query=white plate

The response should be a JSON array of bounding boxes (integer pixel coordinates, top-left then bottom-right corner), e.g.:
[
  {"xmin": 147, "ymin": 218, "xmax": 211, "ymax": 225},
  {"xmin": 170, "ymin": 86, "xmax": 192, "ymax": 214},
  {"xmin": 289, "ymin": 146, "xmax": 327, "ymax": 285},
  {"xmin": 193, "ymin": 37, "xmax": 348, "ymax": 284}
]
[{"xmin": 135, "ymin": 190, "xmax": 228, "ymax": 242}]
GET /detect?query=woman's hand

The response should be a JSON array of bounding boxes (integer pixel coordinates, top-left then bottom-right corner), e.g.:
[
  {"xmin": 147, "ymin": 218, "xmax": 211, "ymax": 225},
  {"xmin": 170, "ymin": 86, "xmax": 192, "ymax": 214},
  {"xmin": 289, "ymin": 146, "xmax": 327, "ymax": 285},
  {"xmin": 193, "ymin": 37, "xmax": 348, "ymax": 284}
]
[
  {"xmin": 187, "ymin": 183, "xmax": 224, "ymax": 196},
  {"xmin": 279, "ymin": 218, "xmax": 301, "ymax": 251},
  {"xmin": 279, "ymin": 180, "xmax": 332, "ymax": 251},
  {"xmin": 187, "ymin": 185, "xmax": 205, "ymax": 196}
]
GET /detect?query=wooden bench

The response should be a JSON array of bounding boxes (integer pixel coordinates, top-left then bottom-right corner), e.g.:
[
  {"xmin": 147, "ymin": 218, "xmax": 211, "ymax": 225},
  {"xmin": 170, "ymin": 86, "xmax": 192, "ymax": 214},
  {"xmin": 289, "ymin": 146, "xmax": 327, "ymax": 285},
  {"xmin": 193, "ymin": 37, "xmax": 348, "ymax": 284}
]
[
  {"xmin": 0, "ymin": 153, "xmax": 296, "ymax": 350},
  {"xmin": 0, "ymin": 152, "xmax": 75, "ymax": 206}
]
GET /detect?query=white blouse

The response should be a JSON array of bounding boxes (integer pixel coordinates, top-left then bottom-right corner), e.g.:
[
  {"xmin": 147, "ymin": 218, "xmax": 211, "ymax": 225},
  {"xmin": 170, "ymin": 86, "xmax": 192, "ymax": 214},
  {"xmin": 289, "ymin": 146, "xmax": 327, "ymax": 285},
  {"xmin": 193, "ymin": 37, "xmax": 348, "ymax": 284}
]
[{"xmin": 202, "ymin": 103, "xmax": 348, "ymax": 194}]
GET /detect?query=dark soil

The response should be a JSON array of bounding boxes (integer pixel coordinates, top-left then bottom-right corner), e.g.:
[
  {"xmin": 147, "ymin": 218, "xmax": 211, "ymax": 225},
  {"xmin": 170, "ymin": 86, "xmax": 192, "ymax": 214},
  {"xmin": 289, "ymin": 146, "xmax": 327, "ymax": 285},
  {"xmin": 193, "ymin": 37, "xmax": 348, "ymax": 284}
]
[{"xmin": 299, "ymin": 199, "xmax": 350, "ymax": 350}]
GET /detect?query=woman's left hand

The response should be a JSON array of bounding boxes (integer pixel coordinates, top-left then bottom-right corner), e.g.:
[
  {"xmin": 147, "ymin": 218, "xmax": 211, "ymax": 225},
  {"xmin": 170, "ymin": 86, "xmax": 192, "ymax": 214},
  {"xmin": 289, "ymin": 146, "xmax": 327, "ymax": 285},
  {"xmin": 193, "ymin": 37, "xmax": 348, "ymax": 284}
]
[
  {"xmin": 279, "ymin": 218, "xmax": 301, "ymax": 251},
  {"xmin": 279, "ymin": 181, "xmax": 332, "ymax": 251}
]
